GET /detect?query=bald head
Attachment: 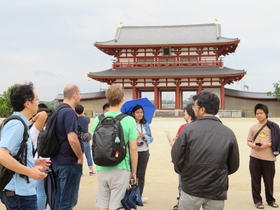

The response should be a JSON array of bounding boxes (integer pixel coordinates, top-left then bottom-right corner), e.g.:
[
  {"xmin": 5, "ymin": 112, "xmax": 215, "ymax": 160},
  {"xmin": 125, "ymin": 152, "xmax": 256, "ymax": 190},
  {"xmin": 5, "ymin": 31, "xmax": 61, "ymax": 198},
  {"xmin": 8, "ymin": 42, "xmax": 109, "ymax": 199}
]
[{"xmin": 63, "ymin": 84, "xmax": 79, "ymax": 100}]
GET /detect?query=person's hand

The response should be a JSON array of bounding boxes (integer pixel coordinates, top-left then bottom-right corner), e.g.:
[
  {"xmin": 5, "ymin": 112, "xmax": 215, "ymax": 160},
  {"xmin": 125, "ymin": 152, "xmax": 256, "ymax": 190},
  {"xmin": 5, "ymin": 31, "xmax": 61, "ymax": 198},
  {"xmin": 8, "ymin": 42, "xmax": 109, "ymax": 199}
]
[
  {"xmin": 35, "ymin": 158, "xmax": 51, "ymax": 169},
  {"xmin": 140, "ymin": 132, "xmax": 145, "ymax": 139},
  {"xmin": 77, "ymin": 157, "xmax": 83, "ymax": 164},
  {"xmin": 259, "ymin": 142, "xmax": 271, "ymax": 149},
  {"xmin": 130, "ymin": 172, "xmax": 137, "ymax": 185},
  {"xmin": 28, "ymin": 167, "xmax": 48, "ymax": 180}
]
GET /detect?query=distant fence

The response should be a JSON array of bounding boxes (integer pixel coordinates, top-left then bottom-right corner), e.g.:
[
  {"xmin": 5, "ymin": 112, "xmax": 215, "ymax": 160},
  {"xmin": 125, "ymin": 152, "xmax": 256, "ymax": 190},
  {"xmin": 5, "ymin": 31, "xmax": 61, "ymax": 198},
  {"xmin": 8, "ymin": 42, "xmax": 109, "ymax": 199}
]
[
  {"xmin": 154, "ymin": 110, "xmax": 243, "ymax": 118},
  {"xmin": 0, "ymin": 110, "xmax": 245, "ymax": 123}
]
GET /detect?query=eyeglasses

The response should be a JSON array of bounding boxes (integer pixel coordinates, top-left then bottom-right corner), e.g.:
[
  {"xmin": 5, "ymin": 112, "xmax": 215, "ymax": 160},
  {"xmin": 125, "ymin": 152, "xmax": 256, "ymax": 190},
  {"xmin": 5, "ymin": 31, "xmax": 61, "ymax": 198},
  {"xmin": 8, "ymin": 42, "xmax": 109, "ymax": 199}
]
[
  {"xmin": 192, "ymin": 104, "xmax": 200, "ymax": 109},
  {"xmin": 32, "ymin": 98, "xmax": 39, "ymax": 102}
]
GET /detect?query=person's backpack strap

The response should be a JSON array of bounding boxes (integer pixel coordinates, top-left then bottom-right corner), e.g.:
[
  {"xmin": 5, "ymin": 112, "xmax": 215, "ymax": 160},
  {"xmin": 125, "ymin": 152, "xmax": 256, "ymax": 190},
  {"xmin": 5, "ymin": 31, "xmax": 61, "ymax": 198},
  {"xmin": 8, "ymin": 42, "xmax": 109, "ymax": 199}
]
[
  {"xmin": 2, "ymin": 116, "xmax": 29, "ymax": 145},
  {"xmin": 253, "ymin": 122, "xmax": 267, "ymax": 142},
  {"xmin": 98, "ymin": 114, "xmax": 105, "ymax": 123},
  {"xmin": 115, "ymin": 113, "xmax": 129, "ymax": 147},
  {"xmin": 115, "ymin": 113, "xmax": 128, "ymax": 122},
  {"xmin": 2, "ymin": 115, "xmax": 30, "ymax": 183}
]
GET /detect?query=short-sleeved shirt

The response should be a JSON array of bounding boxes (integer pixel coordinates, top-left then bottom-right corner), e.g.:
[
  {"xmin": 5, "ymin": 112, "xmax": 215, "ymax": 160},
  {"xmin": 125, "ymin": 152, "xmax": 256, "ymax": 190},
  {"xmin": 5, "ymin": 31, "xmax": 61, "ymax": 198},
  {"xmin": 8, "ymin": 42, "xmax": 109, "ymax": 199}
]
[
  {"xmin": 247, "ymin": 123, "xmax": 275, "ymax": 161},
  {"xmin": 51, "ymin": 103, "xmax": 83, "ymax": 165},
  {"xmin": 78, "ymin": 116, "xmax": 90, "ymax": 133},
  {"xmin": 91, "ymin": 111, "xmax": 137, "ymax": 172},
  {"xmin": 0, "ymin": 112, "xmax": 36, "ymax": 195},
  {"xmin": 177, "ymin": 123, "xmax": 188, "ymax": 135}
]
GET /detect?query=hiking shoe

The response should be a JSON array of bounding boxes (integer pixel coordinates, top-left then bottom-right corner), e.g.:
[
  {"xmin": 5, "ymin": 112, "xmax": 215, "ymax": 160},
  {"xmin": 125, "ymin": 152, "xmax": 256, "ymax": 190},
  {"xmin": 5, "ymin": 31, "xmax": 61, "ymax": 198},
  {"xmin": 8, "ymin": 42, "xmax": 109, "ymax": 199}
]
[
  {"xmin": 89, "ymin": 171, "xmax": 96, "ymax": 176},
  {"xmin": 141, "ymin": 197, "xmax": 148, "ymax": 203},
  {"xmin": 173, "ymin": 202, "xmax": 179, "ymax": 210}
]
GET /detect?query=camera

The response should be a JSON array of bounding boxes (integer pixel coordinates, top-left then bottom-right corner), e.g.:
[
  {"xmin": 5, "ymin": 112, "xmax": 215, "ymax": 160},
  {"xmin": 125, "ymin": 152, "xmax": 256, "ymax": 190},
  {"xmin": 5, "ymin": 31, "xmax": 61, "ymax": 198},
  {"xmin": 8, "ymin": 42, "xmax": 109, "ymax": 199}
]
[
  {"xmin": 42, "ymin": 168, "xmax": 52, "ymax": 173},
  {"xmin": 255, "ymin": 142, "xmax": 262, "ymax": 146},
  {"xmin": 137, "ymin": 142, "xmax": 144, "ymax": 146}
]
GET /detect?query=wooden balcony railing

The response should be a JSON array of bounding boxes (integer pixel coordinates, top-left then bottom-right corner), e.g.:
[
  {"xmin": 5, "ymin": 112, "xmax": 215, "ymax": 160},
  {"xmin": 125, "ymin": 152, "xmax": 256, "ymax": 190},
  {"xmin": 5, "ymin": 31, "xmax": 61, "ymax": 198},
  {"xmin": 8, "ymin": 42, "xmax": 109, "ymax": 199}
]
[{"xmin": 113, "ymin": 59, "xmax": 223, "ymax": 69}]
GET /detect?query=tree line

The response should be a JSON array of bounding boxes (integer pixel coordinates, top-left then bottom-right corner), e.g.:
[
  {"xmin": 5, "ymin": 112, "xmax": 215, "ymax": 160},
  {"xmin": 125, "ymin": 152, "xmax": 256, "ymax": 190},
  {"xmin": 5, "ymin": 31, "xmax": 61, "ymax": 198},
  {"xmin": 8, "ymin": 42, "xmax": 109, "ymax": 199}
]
[{"xmin": 0, "ymin": 84, "xmax": 58, "ymax": 118}]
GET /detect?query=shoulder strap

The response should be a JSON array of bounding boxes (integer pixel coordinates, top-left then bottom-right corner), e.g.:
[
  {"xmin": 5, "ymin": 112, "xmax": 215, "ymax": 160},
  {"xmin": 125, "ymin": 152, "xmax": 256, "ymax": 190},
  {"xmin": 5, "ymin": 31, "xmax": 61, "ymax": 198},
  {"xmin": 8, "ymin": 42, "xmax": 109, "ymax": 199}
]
[
  {"xmin": 98, "ymin": 114, "xmax": 105, "ymax": 122},
  {"xmin": 115, "ymin": 113, "xmax": 128, "ymax": 122},
  {"xmin": 56, "ymin": 103, "xmax": 71, "ymax": 113},
  {"xmin": 253, "ymin": 123, "xmax": 267, "ymax": 142},
  {"xmin": 3, "ymin": 116, "xmax": 29, "ymax": 143}
]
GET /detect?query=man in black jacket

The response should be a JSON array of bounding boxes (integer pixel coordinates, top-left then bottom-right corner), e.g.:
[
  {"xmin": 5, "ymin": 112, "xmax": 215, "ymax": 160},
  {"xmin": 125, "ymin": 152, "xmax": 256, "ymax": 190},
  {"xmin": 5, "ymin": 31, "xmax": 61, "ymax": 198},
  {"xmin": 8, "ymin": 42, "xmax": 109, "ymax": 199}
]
[{"xmin": 171, "ymin": 92, "xmax": 239, "ymax": 210}]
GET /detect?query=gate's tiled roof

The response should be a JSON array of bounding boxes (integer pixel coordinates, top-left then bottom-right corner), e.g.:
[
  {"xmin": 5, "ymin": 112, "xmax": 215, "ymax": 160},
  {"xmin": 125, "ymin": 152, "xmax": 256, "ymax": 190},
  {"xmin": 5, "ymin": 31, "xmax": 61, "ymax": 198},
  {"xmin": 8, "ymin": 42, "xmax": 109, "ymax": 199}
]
[
  {"xmin": 95, "ymin": 23, "xmax": 239, "ymax": 46},
  {"xmin": 88, "ymin": 66, "xmax": 245, "ymax": 78}
]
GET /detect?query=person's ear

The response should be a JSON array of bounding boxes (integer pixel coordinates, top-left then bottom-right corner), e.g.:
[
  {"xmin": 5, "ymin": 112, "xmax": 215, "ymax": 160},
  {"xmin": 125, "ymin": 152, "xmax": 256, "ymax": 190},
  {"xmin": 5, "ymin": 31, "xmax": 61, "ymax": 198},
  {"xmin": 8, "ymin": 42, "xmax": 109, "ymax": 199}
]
[{"xmin": 24, "ymin": 100, "xmax": 31, "ymax": 108}]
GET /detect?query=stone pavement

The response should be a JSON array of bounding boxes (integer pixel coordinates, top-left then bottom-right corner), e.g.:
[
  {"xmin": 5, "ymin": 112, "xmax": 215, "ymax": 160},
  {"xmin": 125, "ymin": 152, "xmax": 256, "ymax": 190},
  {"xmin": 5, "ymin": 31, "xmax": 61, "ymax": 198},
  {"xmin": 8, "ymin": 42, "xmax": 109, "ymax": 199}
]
[{"xmin": 1, "ymin": 117, "xmax": 280, "ymax": 210}]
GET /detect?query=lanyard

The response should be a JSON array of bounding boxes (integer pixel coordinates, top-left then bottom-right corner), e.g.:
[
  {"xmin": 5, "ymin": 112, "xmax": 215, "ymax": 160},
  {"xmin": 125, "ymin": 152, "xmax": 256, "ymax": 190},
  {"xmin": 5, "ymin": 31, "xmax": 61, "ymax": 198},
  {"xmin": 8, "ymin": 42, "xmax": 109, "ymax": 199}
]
[{"xmin": 136, "ymin": 124, "xmax": 143, "ymax": 134}]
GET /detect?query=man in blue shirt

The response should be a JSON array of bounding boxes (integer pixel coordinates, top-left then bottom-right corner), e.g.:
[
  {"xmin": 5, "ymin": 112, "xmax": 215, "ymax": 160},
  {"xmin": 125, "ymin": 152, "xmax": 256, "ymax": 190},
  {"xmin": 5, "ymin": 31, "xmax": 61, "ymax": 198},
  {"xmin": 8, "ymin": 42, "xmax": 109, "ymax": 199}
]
[
  {"xmin": 0, "ymin": 82, "xmax": 49, "ymax": 209},
  {"xmin": 51, "ymin": 84, "xmax": 83, "ymax": 210}
]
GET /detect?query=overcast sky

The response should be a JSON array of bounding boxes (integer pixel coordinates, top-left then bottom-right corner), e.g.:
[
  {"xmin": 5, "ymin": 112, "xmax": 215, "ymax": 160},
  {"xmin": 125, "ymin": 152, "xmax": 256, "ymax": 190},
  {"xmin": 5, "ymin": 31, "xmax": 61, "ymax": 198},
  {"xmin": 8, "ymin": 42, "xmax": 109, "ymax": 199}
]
[{"xmin": 0, "ymin": 1, "xmax": 279, "ymax": 101}]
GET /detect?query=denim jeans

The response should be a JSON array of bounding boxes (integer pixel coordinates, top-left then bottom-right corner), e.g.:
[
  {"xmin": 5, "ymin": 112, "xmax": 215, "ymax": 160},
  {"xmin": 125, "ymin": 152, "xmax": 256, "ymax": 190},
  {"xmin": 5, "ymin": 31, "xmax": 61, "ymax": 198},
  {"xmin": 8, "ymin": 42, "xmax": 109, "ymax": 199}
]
[
  {"xmin": 83, "ymin": 141, "xmax": 93, "ymax": 167},
  {"xmin": 52, "ymin": 164, "xmax": 82, "ymax": 210},
  {"xmin": 37, "ymin": 179, "xmax": 47, "ymax": 210},
  {"xmin": 0, "ymin": 191, "xmax": 37, "ymax": 210}
]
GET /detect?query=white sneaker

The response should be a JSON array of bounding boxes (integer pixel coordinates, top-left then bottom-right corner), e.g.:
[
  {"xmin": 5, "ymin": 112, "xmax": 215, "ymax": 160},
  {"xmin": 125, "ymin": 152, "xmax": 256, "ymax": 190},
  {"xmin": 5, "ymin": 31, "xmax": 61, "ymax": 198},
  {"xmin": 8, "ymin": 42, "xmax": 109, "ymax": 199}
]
[{"xmin": 141, "ymin": 197, "xmax": 148, "ymax": 203}]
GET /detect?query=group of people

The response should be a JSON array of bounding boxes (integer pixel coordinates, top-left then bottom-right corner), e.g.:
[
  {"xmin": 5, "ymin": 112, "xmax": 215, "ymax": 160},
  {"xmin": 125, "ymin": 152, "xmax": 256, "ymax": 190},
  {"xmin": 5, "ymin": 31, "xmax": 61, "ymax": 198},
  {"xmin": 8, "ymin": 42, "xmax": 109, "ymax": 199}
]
[
  {"xmin": 0, "ymin": 82, "xmax": 279, "ymax": 210},
  {"xmin": 0, "ymin": 83, "xmax": 154, "ymax": 210},
  {"xmin": 171, "ymin": 92, "xmax": 280, "ymax": 210}
]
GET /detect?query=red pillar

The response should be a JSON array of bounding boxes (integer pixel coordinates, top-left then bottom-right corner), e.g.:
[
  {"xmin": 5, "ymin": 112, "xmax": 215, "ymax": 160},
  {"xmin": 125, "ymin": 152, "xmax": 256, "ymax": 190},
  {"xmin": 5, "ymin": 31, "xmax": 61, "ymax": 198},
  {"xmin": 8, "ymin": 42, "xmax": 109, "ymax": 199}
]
[
  {"xmin": 174, "ymin": 79, "xmax": 181, "ymax": 109},
  {"xmin": 220, "ymin": 84, "xmax": 225, "ymax": 109},
  {"xmin": 197, "ymin": 79, "xmax": 204, "ymax": 93},
  {"xmin": 152, "ymin": 79, "xmax": 159, "ymax": 109},
  {"xmin": 131, "ymin": 80, "xmax": 137, "ymax": 99}
]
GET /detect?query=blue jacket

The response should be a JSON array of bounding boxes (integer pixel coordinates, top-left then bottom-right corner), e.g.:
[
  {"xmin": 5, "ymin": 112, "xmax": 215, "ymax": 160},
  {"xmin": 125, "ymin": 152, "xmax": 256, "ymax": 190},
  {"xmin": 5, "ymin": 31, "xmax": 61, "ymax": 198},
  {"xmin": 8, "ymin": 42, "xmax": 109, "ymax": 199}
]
[{"xmin": 143, "ymin": 123, "xmax": 154, "ymax": 145}]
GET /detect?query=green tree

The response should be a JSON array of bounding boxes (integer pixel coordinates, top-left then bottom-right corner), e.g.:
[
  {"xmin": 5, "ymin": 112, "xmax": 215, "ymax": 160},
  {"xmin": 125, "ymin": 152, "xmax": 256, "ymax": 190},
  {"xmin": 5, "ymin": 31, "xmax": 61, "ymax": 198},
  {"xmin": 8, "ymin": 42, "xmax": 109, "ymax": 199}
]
[
  {"xmin": 0, "ymin": 84, "xmax": 19, "ymax": 117},
  {"xmin": 267, "ymin": 81, "xmax": 280, "ymax": 100}
]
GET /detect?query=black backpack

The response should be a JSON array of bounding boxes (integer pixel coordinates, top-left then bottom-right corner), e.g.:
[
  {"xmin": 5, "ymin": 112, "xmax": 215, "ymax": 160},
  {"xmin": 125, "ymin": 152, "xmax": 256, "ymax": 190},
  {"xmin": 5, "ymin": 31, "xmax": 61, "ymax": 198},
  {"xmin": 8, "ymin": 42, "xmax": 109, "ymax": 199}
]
[
  {"xmin": 92, "ymin": 113, "xmax": 128, "ymax": 166},
  {"xmin": 37, "ymin": 104, "xmax": 70, "ymax": 158},
  {"xmin": 0, "ymin": 115, "xmax": 29, "ymax": 190}
]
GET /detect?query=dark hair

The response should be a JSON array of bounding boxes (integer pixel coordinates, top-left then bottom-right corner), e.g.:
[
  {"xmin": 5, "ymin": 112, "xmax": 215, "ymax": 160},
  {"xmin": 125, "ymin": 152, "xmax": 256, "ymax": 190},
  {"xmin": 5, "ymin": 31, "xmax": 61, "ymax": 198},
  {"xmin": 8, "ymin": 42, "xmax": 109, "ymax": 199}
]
[
  {"xmin": 184, "ymin": 102, "xmax": 197, "ymax": 121},
  {"xmin": 10, "ymin": 82, "xmax": 35, "ymax": 112},
  {"xmin": 37, "ymin": 103, "xmax": 50, "ymax": 114},
  {"xmin": 75, "ymin": 104, "xmax": 84, "ymax": 114},
  {"xmin": 192, "ymin": 91, "xmax": 219, "ymax": 115},
  {"xmin": 254, "ymin": 103, "xmax": 269, "ymax": 119},
  {"xmin": 131, "ymin": 105, "xmax": 147, "ymax": 124},
  {"xmin": 102, "ymin": 103, "xmax": 110, "ymax": 111},
  {"xmin": 38, "ymin": 103, "xmax": 48, "ymax": 109}
]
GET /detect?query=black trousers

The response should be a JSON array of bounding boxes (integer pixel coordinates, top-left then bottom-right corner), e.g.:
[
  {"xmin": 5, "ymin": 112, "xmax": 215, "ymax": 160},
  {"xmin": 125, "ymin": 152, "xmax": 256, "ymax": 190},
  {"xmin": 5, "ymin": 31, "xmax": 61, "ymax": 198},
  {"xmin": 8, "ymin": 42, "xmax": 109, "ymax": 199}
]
[
  {"xmin": 137, "ymin": 150, "xmax": 150, "ymax": 196},
  {"xmin": 249, "ymin": 156, "xmax": 275, "ymax": 204}
]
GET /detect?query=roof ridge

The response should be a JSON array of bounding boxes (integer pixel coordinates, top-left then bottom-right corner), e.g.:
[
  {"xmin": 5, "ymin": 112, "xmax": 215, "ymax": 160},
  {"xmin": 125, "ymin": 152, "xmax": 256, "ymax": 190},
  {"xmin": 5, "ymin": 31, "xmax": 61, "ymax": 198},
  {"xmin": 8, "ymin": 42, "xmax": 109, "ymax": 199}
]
[{"xmin": 121, "ymin": 23, "xmax": 216, "ymax": 28}]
